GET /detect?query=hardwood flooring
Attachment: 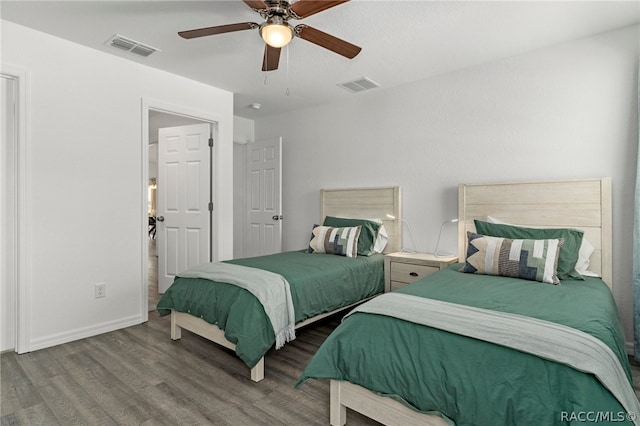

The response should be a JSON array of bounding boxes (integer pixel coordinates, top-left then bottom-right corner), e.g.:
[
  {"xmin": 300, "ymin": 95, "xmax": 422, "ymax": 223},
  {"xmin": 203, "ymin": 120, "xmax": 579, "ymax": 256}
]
[
  {"xmin": 1, "ymin": 313, "xmax": 380, "ymax": 426},
  {"xmin": 148, "ymin": 239, "xmax": 160, "ymax": 312},
  {"xmin": 2, "ymin": 284, "xmax": 639, "ymax": 425}
]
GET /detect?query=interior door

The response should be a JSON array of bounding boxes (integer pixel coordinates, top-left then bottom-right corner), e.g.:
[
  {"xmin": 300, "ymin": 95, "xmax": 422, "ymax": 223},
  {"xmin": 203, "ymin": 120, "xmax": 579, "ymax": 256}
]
[
  {"xmin": 157, "ymin": 123, "xmax": 212, "ymax": 293},
  {"xmin": 246, "ymin": 137, "xmax": 282, "ymax": 257}
]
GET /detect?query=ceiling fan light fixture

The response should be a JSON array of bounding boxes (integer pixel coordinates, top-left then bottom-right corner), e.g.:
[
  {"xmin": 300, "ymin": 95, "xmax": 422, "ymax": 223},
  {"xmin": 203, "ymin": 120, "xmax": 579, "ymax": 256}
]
[
  {"xmin": 179, "ymin": 0, "xmax": 360, "ymax": 72},
  {"xmin": 260, "ymin": 18, "xmax": 293, "ymax": 48}
]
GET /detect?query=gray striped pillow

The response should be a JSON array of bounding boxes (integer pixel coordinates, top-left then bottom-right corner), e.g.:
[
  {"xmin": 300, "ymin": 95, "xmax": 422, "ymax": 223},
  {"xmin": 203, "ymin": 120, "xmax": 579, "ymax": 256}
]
[
  {"xmin": 461, "ymin": 232, "xmax": 563, "ymax": 285},
  {"xmin": 308, "ymin": 225, "xmax": 362, "ymax": 258}
]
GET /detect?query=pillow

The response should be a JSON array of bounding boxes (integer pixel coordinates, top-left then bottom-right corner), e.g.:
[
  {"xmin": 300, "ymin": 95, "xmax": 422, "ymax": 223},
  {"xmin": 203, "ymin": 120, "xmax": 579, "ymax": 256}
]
[
  {"xmin": 486, "ymin": 216, "xmax": 596, "ymax": 276},
  {"xmin": 373, "ymin": 224, "xmax": 389, "ymax": 253},
  {"xmin": 308, "ymin": 225, "xmax": 361, "ymax": 258},
  {"xmin": 461, "ymin": 232, "xmax": 562, "ymax": 285},
  {"xmin": 322, "ymin": 216, "xmax": 381, "ymax": 256},
  {"xmin": 364, "ymin": 217, "xmax": 389, "ymax": 253},
  {"xmin": 474, "ymin": 220, "xmax": 584, "ymax": 281},
  {"xmin": 575, "ymin": 237, "xmax": 596, "ymax": 276}
]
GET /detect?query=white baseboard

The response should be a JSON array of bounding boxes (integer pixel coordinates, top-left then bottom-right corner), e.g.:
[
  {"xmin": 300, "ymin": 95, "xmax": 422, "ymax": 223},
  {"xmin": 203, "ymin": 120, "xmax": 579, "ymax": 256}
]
[{"xmin": 25, "ymin": 314, "xmax": 144, "ymax": 353}]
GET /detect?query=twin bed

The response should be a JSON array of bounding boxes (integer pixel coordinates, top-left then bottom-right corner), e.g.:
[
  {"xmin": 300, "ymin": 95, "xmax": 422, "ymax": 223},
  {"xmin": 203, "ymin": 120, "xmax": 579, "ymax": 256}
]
[
  {"xmin": 157, "ymin": 178, "xmax": 637, "ymax": 425},
  {"xmin": 157, "ymin": 186, "xmax": 401, "ymax": 382},
  {"xmin": 298, "ymin": 177, "xmax": 639, "ymax": 426}
]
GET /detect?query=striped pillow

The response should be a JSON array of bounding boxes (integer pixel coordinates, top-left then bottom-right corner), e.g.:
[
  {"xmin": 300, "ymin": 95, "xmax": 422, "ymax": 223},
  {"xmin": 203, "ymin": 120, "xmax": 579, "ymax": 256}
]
[
  {"xmin": 308, "ymin": 225, "xmax": 361, "ymax": 258},
  {"xmin": 461, "ymin": 232, "xmax": 563, "ymax": 285}
]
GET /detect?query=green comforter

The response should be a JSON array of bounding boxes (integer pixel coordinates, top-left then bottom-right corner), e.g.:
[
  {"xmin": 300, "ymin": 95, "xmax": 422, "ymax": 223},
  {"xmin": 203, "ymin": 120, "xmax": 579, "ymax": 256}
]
[
  {"xmin": 297, "ymin": 264, "xmax": 634, "ymax": 426},
  {"xmin": 157, "ymin": 250, "xmax": 384, "ymax": 368}
]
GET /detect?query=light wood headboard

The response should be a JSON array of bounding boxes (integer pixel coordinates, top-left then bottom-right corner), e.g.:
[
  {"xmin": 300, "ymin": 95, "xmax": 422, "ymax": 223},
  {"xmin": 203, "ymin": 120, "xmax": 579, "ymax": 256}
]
[
  {"xmin": 320, "ymin": 186, "xmax": 402, "ymax": 254},
  {"xmin": 458, "ymin": 178, "xmax": 612, "ymax": 287}
]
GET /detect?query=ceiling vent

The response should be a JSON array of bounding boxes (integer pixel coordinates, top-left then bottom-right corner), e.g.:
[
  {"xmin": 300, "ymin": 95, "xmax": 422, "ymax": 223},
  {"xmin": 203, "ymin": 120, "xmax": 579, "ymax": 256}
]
[
  {"xmin": 337, "ymin": 77, "xmax": 381, "ymax": 94},
  {"xmin": 105, "ymin": 34, "xmax": 160, "ymax": 58}
]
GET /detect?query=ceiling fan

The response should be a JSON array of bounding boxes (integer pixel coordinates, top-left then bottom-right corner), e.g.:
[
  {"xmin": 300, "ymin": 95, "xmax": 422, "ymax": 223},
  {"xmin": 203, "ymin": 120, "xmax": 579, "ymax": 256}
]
[{"xmin": 178, "ymin": 0, "xmax": 361, "ymax": 72}]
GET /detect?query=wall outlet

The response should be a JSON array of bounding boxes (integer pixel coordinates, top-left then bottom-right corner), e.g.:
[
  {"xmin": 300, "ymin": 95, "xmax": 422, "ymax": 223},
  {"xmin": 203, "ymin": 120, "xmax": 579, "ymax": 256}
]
[{"xmin": 95, "ymin": 283, "xmax": 106, "ymax": 299}]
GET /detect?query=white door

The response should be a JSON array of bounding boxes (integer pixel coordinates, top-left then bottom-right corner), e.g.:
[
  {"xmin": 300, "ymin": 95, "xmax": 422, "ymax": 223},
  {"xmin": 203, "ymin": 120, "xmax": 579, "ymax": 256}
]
[
  {"xmin": 157, "ymin": 123, "xmax": 213, "ymax": 293},
  {"xmin": 246, "ymin": 137, "xmax": 282, "ymax": 257}
]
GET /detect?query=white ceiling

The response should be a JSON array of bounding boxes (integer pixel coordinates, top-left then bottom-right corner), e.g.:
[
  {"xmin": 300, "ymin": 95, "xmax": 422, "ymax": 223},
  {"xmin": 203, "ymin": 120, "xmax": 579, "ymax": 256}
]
[{"xmin": 2, "ymin": 1, "xmax": 639, "ymax": 119}]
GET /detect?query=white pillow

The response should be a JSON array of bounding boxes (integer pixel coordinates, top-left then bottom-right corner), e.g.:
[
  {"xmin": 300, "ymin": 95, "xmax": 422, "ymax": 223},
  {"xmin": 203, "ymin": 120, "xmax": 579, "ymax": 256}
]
[
  {"xmin": 374, "ymin": 224, "xmax": 389, "ymax": 253},
  {"xmin": 575, "ymin": 237, "xmax": 596, "ymax": 276},
  {"xmin": 367, "ymin": 218, "xmax": 389, "ymax": 253},
  {"xmin": 486, "ymin": 216, "xmax": 596, "ymax": 277}
]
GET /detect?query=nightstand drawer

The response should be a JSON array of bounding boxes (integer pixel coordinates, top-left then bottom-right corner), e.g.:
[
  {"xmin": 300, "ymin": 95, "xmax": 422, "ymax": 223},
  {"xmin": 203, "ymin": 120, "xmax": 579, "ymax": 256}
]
[{"xmin": 390, "ymin": 262, "xmax": 439, "ymax": 284}]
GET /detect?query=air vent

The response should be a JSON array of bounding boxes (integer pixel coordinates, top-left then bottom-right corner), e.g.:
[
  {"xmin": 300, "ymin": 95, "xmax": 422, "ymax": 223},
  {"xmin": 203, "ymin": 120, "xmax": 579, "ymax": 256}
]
[
  {"xmin": 337, "ymin": 77, "xmax": 381, "ymax": 93},
  {"xmin": 105, "ymin": 34, "xmax": 160, "ymax": 58}
]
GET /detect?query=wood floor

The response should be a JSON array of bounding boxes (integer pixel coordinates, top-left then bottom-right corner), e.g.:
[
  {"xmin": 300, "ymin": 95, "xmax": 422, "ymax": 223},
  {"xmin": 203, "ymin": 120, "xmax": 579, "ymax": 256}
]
[
  {"xmin": 148, "ymin": 238, "xmax": 160, "ymax": 312},
  {"xmin": 3, "ymin": 312, "xmax": 640, "ymax": 426},
  {"xmin": 1, "ymin": 312, "xmax": 383, "ymax": 426}
]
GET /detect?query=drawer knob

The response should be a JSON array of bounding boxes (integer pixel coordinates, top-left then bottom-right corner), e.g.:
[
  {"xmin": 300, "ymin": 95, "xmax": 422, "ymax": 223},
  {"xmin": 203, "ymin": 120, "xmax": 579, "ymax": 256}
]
[{"xmin": 409, "ymin": 272, "xmax": 419, "ymax": 277}]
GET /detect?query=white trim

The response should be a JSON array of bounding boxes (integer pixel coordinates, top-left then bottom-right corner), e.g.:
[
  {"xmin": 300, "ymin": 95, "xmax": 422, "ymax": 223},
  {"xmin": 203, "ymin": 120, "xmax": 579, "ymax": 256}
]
[
  {"xmin": 0, "ymin": 75, "xmax": 15, "ymax": 352},
  {"xmin": 1, "ymin": 64, "xmax": 30, "ymax": 353},
  {"xmin": 0, "ymin": 75, "xmax": 16, "ymax": 352},
  {"xmin": 28, "ymin": 314, "xmax": 143, "ymax": 351},
  {"xmin": 141, "ymin": 98, "xmax": 223, "ymax": 320}
]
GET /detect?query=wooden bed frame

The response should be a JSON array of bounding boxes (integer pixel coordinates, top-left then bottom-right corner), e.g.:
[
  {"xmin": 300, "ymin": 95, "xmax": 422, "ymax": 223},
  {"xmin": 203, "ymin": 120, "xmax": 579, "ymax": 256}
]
[
  {"xmin": 329, "ymin": 177, "xmax": 613, "ymax": 426},
  {"xmin": 170, "ymin": 186, "xmax": 402, "ymax": 382}
]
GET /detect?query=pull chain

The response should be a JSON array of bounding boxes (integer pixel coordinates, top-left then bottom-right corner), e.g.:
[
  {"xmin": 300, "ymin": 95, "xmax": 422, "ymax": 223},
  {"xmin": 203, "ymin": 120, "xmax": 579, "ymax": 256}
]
[{"xmin": 285, "ymin": 45, "xmax": 290, "ymax": 96}]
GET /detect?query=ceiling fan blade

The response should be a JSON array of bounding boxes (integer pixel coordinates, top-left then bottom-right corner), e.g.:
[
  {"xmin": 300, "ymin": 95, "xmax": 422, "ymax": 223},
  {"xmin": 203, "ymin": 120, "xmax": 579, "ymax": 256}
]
[
  {"xmin": 262, "ymin": 44, "xmax": 281, "ymax": 71},
  {"xmin": 242, "ymin": 0, "xmax": 268, "ymax": 11},
  {"xmin": 178, "ymin": 22, "xmax": 258, "ymax": 39},
  {"xmin": 289, "ymin": 0, "xmax": 349, "ymax": 19},
  {"xmin": 294, "ymin": 25, "xmax": 361, "ymax": 59}
]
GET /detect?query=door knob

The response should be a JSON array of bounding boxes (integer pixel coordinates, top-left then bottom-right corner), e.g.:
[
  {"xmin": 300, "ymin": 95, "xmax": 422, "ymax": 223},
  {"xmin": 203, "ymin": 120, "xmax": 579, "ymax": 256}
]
[
  {"xmin": 156, "ymin": 216, "xmax": 165, "ymax": 222},
  {"xmin": 272, "ymin": 215, "xmax": 283, "ymax": 221}
]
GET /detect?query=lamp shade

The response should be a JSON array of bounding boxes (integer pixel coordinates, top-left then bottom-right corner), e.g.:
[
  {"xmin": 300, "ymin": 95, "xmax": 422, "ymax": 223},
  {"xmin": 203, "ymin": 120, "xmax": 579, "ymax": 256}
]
[{"xmin": 260, "ymin": 22, "xmax": 293, "ymax": 48}]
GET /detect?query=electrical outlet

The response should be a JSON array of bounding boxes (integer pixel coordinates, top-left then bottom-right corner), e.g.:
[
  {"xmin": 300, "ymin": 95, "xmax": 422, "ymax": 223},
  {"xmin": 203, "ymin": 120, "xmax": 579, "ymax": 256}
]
[{"xmin": 95, "ymin": 283, "xmax": 106, "ymax": 299}]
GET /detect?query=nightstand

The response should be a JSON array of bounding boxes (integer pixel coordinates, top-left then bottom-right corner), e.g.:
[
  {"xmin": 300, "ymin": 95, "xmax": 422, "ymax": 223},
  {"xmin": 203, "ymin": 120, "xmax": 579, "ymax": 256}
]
[{"xmin": 384, "ymin": 252, "xmax": 458, "ymax": 292}]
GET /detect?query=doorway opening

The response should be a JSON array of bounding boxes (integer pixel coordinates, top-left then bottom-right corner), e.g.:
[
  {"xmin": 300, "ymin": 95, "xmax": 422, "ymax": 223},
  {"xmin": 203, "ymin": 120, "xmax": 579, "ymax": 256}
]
[
  {"xmin": 143, "ymin": 102, "xmax": 216, "ymax": 315},
  {"xmin": 1, "ymin": 66, "xmax": 27, "ymax": 353},
  {"xmin": 1, "ymin": 74, "xmax": 18, "ymax": 352}
]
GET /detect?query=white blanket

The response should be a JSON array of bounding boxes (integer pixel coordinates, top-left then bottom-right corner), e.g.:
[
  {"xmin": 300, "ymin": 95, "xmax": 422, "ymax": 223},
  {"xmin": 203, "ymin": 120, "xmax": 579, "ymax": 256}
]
[
  {"xmin": 178, "ymin": 262, "xmax": 295, "ymax": 349},
  {"xmin": 346, "ymin": 292, "xmax": 640, "ymax": 424}
]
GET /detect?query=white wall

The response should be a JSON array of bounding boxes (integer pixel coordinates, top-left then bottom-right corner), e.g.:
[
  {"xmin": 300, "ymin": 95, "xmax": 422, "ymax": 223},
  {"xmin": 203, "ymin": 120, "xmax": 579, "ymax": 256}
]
[
  {"xmin": 234, "ymin": 116, "xmax": 255, "ymax": 145},
  {"xmin": 256, "ymin": 25, "xmax": 640, "ymax": 347},
  {"xmin": 1, "ymin": 21, "xmax": 234, "ymax": 352}
]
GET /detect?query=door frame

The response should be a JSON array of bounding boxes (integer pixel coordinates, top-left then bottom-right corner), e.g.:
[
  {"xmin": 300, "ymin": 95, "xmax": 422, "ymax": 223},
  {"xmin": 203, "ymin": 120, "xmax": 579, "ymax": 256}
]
[
  {"xmin": 141, "ymin": 98, "xmax": 221, "ymax": 321},
  {"xmin": 2, "ymin": 64, "xmax": 29, "ymax": 353}
]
